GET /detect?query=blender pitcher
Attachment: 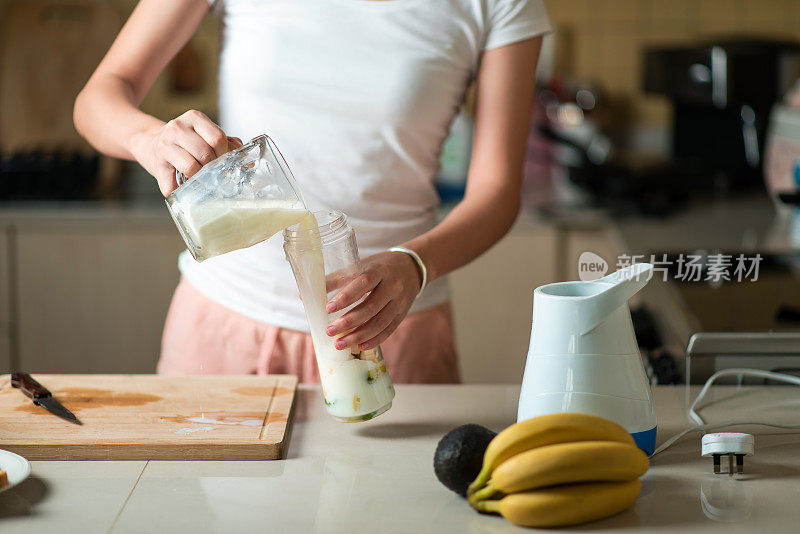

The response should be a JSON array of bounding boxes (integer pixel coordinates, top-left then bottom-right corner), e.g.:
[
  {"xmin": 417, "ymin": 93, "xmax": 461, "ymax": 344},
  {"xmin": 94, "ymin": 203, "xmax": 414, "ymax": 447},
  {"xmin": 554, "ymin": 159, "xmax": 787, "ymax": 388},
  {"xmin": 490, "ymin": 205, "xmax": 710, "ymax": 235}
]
[
  {"xmin": 166, "ymin": 134, "xmax": 307, "ymax": 262},
  {"xmin": 518, "ymin": 263, "xmax": 657, "ymax": 454},
  {"xmin": 284, "ymin": 210, "xmax": 395, "ymax": 422}
]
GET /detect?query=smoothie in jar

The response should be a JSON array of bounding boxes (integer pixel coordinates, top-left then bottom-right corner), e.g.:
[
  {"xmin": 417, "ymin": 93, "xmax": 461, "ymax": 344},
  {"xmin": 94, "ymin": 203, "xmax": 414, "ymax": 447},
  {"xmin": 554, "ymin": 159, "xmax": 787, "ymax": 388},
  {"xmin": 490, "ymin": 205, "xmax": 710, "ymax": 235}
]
[{"xmin": 285, "ymin": 211, "xmax": 395, "ymax": 422}]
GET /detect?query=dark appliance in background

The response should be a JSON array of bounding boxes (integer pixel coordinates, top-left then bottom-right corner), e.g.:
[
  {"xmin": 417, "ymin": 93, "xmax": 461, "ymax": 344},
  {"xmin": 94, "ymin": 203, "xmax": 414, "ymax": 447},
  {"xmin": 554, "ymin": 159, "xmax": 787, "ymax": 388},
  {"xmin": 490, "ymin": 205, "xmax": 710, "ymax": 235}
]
[
  {"xmin": 535, "ymin": 39, "xmax": 800, "ymax": 217},
  {"xmin": 532, "ymin": 77, "xmax": 703, "ymax": 218},
  {"xmin": 0, "ymin": 150, "xmax": 100, "ymax": 200},
  {"xmin": 644, "ymin": 39, "xmax": 800, "ymax": 187}
]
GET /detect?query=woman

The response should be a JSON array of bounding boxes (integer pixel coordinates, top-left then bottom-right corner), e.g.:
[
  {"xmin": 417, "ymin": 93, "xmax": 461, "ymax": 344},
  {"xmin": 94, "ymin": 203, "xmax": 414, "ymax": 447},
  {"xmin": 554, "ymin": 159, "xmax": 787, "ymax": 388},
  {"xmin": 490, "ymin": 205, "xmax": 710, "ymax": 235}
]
[{"xmin": 74, "ymin": 0, "xmax": 550, "ymax": 383}]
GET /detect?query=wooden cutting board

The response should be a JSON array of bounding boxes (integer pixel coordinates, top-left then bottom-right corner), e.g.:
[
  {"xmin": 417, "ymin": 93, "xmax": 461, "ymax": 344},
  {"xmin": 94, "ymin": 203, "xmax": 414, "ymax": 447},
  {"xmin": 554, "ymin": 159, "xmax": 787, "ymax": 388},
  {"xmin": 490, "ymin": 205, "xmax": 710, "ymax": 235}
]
[{"xmin": 0, "ymin": 374, "xmax": 297, "ymax": 460}]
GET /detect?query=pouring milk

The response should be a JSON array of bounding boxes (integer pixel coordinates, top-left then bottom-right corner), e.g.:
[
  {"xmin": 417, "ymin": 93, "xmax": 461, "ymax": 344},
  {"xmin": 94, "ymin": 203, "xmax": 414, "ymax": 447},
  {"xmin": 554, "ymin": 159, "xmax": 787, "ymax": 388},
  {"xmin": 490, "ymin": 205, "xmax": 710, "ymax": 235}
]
[{"xmin": 165, "ymin": 134, "xmax": 394, "ymax": 422}]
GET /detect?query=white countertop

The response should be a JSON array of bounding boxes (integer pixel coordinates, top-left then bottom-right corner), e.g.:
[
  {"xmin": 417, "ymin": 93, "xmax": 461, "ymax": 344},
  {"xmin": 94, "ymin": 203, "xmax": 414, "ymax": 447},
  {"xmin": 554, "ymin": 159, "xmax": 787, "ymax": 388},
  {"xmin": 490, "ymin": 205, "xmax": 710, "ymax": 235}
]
[
  {"xmin": 0, "ymin": 201, "xmax": 173, "ymax": 230},
  {"xmin": 2, "ymin": 384, "xmax": 800, "ymax": 533}
]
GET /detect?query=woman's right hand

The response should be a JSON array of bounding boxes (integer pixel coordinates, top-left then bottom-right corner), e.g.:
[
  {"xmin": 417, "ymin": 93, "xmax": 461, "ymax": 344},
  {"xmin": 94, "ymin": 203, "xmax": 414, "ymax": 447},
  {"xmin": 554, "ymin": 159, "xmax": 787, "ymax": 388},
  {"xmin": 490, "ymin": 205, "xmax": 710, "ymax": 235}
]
[{"xmin": 128, "ymin": 109, "xmax": 242, "ymax": 196}]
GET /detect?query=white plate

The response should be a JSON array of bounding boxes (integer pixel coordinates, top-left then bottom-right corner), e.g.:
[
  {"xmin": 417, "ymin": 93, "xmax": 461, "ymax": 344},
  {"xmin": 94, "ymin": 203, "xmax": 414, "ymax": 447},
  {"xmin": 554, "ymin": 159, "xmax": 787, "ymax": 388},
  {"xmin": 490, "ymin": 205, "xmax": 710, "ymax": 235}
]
[{"xmin": 0, "ymin": 449, "xmax": 31, "ymax": 493}]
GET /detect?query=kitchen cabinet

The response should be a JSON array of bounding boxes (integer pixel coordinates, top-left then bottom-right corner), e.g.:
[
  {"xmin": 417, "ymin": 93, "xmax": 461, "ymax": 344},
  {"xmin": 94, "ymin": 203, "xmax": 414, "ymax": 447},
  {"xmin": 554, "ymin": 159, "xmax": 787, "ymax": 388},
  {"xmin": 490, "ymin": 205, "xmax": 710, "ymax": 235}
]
[
  {"xmin": 0, "ymin": 334, "xmax": 9, "ymax": 373},
  {"xmin": 4, "ymin": 207, "xmax": 567, "ymax": 380},
  {"xmin": 15, "ymin": 225, "xmax": 184, "ymax": 373},
  {"xmin": 0, "ymin": 206, "xmax": 660, "ymax": 381},
  {"xmin": 0, "ymin": 226, "xmax": 12, "ymax": 372},
  {"xmin": 449, "ymin": 219, "xmax": 558, "ymax": 384}
]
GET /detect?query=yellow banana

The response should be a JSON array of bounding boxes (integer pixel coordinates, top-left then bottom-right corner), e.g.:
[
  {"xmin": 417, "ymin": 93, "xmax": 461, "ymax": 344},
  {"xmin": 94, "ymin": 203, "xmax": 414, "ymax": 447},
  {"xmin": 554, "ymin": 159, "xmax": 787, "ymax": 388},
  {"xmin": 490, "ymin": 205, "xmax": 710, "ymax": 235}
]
[
  {"xmin": 468, "ymin": 413, "xmax": 634, "ymax": 496},
  {"xmin": 469, "ymin": 440, "xmax": 648, "ymax": 504},
  {"xmin": 476, "ymin": 479, "xmax": 642, "ymax": 528}
]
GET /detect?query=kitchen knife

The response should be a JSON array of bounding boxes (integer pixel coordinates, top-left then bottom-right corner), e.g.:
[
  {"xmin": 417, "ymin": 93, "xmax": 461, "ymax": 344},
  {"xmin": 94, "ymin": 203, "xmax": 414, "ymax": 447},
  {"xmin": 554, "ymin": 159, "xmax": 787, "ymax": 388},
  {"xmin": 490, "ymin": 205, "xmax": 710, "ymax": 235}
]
[{"xmin": 11, "ymin": 372, "xmax": 82, "ymax": 425}]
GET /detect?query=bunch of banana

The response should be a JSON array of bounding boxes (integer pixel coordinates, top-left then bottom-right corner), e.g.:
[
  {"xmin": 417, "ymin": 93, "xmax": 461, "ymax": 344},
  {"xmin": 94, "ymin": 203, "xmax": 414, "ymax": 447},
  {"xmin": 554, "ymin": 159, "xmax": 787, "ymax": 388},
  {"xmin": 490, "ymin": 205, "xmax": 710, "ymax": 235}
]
[{"xmin": 467, "ymin": 413, "xmax": 649, "ymax": 528}]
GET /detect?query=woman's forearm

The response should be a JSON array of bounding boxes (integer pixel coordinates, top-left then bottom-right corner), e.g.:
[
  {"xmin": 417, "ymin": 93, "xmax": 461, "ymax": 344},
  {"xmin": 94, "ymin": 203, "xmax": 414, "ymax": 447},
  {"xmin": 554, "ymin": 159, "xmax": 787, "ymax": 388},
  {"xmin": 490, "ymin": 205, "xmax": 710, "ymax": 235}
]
[
  {"xmin": 74, "ymin": 75, "xmax": 164, "ymax": 160},
  {"xmin": 74, "ymin": 0, "xmax": 209, "ymax": 161},
  {"xmin": 403, "ymin": 179, "xmax": 520, "ymax": 283},
  {"xmin": 73, "ymin": 0, "xmax": 235, "ymax": 195},
  {"xmin": 404, "ymin": 37, "xmax": 541, "ymax": 284},
  {"xmin": 75, "ymin": 72, "xmax": 236, "ymax": 196}
]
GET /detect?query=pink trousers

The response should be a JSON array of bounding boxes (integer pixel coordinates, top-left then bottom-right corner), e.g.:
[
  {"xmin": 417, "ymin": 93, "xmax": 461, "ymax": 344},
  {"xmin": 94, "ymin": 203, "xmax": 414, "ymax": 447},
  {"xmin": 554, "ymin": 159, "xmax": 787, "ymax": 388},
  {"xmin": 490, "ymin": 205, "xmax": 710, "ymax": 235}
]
[{"xmin": 157, "ymin": 279, "xmax": 461, "ymax": 384}]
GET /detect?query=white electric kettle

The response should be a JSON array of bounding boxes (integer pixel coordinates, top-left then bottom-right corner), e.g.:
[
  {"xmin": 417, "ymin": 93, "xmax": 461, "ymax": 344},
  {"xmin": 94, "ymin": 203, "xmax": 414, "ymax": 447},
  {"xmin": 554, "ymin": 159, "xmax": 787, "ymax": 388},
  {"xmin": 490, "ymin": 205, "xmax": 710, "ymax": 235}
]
[{"xmin": 518, "ymin": 263, "xmax": 657, "ymax": 454}]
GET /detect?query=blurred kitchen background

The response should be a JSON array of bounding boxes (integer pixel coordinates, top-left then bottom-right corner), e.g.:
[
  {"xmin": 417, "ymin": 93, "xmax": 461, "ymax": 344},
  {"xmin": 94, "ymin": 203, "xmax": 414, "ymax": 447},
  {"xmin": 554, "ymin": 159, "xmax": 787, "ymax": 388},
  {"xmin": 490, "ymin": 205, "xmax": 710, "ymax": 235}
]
[{"xmin": 2, "ymin": 0, "xmax": 800, "ymax": 384}]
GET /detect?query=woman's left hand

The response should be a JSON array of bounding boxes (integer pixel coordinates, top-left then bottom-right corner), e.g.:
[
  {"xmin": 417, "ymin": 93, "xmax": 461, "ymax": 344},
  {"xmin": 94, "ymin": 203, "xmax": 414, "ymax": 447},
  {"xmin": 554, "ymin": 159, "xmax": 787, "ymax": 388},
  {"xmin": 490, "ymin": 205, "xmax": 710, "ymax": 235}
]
[{"xmin": 325, "ymin": 251, "xmax": 421, "ymax": 351}]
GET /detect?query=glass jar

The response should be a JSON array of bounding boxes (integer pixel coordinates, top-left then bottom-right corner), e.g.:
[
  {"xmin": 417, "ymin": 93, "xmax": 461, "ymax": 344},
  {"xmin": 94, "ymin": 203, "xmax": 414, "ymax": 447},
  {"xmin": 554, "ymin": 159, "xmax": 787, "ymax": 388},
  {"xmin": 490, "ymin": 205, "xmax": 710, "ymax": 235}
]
[
  {"xmin": 284, "ymin": 210, "xmax": 395, "ymax": 422},
  {"xmin": 166, "ymin": 134, "xmax": 306, "ymax": 262}
]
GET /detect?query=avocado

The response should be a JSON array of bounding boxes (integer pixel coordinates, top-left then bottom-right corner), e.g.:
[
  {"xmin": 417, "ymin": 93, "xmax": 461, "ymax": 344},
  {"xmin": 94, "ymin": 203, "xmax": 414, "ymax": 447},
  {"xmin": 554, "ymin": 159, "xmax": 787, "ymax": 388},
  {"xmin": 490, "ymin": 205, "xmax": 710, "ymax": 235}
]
[{"xmin": 434, "ymin": 424, "xmax": 497, "ymax": 497}]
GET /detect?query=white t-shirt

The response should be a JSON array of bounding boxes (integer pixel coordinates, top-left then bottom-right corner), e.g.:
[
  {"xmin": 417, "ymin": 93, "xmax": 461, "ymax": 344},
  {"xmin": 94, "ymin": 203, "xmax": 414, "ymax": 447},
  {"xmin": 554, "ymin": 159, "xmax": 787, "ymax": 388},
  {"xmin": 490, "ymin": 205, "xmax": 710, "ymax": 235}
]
[{"xmin": 181, "ymin": 0, "xmax": 551, "ymax": 332}]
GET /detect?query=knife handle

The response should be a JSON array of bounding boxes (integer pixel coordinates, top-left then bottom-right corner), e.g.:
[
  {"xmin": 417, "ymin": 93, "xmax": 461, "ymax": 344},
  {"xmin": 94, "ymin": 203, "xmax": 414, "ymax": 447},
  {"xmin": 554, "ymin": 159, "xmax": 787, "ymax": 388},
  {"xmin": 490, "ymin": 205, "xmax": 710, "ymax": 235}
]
[{"xmin": 11, "ymin": 372, "xmax": 51, "ymax": 400}]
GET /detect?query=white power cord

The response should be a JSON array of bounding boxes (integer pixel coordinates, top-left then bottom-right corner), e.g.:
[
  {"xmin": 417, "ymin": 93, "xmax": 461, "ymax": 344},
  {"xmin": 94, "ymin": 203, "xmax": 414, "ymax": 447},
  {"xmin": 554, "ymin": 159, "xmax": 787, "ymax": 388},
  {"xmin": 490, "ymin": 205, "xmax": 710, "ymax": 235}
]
[{"xmin": 651, "ymin": 368, "xmax": 800, "ymax": 457}]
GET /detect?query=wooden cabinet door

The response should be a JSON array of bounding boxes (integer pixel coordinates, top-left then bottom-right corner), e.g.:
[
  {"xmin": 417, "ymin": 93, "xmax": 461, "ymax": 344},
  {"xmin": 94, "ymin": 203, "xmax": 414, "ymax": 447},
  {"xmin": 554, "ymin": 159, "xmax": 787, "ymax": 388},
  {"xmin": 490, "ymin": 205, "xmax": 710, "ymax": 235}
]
[
  {"xmin": 449, "ymin": 222, "xmax": 558, "ymax": 384},
  {"xmin": 0, "ymin": 227, "xmax": 12, "ymax": 372},
  {"xmin": 0, "ymin": 337, "xmax": 9, "ymax": 373},
  {"xmin": 15, "ymin": 228, "xmax": 185, "ymax": 373}
]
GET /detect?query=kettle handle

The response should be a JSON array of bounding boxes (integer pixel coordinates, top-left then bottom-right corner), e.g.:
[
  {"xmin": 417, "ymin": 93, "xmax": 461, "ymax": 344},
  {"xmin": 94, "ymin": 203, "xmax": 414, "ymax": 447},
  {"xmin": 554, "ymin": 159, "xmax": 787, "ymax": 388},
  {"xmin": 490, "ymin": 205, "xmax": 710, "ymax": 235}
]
[{"xmin": 578, "ymin": 263, "xmax": 653, "ymax": 335}]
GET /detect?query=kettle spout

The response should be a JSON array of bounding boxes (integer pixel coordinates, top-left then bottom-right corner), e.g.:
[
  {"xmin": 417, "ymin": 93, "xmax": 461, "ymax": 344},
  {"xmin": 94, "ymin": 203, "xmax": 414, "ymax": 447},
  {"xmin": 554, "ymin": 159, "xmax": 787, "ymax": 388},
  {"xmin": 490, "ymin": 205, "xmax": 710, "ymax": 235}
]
[{"xmin": 577, "ymin": 263, "xmax": 653, "ymax": 335}]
